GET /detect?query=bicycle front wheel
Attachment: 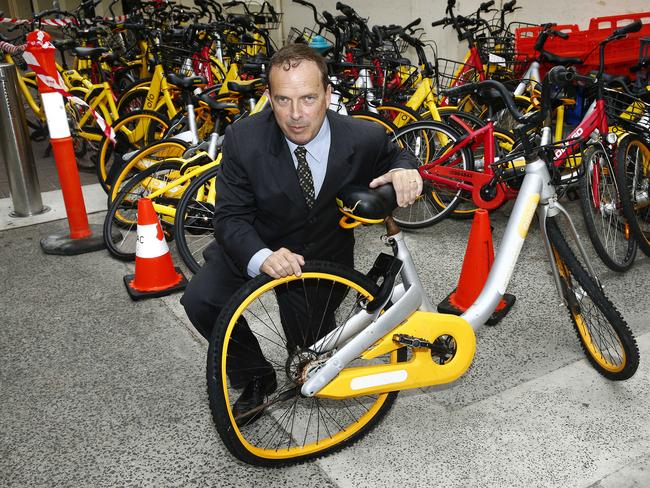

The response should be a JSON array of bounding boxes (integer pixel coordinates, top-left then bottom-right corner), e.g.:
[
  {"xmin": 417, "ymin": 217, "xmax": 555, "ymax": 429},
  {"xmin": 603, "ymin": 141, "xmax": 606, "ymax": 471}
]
[
  {"xmin": 174, "ymin": 164, "xmax": 220, "ymax": 273},
  {"xmin": 615, "ymin": 134, "xmax": 650, "ymax": 256},
  {"xmin": 578, "ymin": 144, "xmax": 636, "ymax": 271},
  {"xmin": 96, "ymin": 110, "xmax": 172, "ymax": 194},
  {"xmin": 108, "ymin": 139, "xmax": 190, "ymax": 205},
  {"xmin": 390, "ymin": 121, "xmax": 473, "ymax": 228},
  {"xmin": 546, "ymin": 217, "xmax": 639, "ymax": 380},
  {"xmin": 207, "ymin": 261, "xmax": 406, "ymax": 466}
]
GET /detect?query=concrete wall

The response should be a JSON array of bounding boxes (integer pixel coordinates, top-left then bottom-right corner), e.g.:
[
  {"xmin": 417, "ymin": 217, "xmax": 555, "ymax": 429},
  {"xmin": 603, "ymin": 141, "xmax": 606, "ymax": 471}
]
[{"xmin": 278, "ymin": 0, "xmax": 650, "ymax": 59}]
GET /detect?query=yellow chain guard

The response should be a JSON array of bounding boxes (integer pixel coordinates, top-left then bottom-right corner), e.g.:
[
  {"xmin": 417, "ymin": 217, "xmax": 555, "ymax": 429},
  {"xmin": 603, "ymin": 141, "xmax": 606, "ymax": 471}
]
[{"xmin": 315, "ymin": 311, "xmax": 476, "ymax": 399}]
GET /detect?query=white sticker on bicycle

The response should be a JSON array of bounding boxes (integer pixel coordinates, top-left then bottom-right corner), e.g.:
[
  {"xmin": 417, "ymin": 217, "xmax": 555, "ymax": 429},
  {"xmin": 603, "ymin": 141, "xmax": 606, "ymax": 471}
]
[
  {"xmin": 136, "ymin": 223, "xmax": 169, "ymax": 258},
  {"xmin": 489, "ymin": 53, "xmax": 506, "ymax": 66},
  {"xmin": 350, "ymin": 370, "xmax": 408, "ymax": 390}
]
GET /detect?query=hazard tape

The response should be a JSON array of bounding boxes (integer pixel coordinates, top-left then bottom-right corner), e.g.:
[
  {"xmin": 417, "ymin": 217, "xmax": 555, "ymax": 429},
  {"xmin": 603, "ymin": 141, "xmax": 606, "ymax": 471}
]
[
  {"xmin": 0, "ymin": 40, "xmax": 25, "ymax": 54},
  {"xmin": 0, "ymin": 14, "xmax": 130, "ymax": 26},
  {"xmin": 22, "ymin": 31, "xmax": 116, "ymax": 144}
]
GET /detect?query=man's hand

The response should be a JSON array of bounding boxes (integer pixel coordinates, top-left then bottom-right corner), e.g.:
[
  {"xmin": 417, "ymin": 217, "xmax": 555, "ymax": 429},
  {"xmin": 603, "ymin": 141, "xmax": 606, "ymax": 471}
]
[
  {"xmin": 260, "ymin": 248, "xmax": 305, "ymax": 278},
  {"xmin": 369, "ymin": 169, "xmax": 423, "ymax": 207}
]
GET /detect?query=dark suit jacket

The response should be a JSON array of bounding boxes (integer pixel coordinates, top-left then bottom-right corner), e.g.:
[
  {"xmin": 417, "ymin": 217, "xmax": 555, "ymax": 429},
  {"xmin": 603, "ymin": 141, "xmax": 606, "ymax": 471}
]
[{"xmin": 213, "ymin": 109, "xmax": 417, "ymax": 277}]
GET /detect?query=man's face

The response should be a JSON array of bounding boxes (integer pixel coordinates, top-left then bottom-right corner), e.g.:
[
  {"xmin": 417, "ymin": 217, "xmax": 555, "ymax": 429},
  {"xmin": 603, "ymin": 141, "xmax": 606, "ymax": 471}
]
[{"xmin": 267, "ymin": 60, "xmax": 331, "ymax": 146}]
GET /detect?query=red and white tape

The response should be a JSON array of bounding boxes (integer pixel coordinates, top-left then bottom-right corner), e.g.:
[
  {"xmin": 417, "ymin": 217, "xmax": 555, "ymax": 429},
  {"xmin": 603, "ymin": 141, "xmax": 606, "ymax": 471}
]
[
  {"xmin": 0, "ymin": 40, "xmax": 25, "ymax": 54},
  {"xmin": 0, "ymin": 14, "xmax": 129, "ymax": 26},
  {"xmin": 22, "ymin": 32, "xmax": 116, "ymax": 143}
]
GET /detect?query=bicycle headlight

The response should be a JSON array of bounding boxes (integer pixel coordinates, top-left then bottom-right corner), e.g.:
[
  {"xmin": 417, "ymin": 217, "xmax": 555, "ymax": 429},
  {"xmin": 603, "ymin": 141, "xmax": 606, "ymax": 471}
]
[{"xmin": 606, "ymin": 132, "xmax": 618, "ymax": 144}]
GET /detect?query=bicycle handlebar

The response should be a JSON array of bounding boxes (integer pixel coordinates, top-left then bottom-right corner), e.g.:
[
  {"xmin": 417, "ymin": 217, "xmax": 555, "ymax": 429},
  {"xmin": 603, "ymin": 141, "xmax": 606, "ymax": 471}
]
[
  {"xmin": 503, "ymin": 0, "xmax": 517, "ymax": 12},
  {"xmin": 479, "ymin": 1, "xmax": 495, "ymax": 12},
  {"xmin": 611, "ymin": 19, "xmax": 642, "ymax": 38},
  {"xmin": 443, "ymin": 66, "xmax": 577, "ymax": 126}
]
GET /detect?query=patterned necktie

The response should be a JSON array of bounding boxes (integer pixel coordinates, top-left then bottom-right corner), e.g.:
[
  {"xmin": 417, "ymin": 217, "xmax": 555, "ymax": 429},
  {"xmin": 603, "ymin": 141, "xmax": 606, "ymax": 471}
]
[{"xmin": 294, "ymin": 146, "xmax": 316, "ymax": 209}]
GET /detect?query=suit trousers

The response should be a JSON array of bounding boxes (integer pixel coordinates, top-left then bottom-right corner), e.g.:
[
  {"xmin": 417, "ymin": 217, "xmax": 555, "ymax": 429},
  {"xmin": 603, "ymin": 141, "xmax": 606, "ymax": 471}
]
[{"xmin": 181, "ymin": 242, "xmax": 348, "ymax": 387}]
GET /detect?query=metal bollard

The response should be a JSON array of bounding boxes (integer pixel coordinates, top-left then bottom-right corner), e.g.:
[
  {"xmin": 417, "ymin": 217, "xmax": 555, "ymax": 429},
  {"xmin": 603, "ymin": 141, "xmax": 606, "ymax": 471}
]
[{"xmin": 0, "ymin": 62, "xmax": 48, "ymax": 217}]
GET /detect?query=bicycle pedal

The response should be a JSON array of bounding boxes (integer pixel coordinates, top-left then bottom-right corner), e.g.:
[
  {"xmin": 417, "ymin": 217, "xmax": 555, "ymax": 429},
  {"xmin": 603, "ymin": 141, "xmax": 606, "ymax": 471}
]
[{"xmin": 392, "ymin": 334, "xmax": 435, "ymax": 350}]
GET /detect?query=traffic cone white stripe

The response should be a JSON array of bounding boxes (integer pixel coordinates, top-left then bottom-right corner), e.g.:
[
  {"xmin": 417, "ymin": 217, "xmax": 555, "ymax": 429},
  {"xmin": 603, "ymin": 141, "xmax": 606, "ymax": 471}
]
[{"xmin": 136, "ymin": 223, "xmax": 169, "ymax": 259}]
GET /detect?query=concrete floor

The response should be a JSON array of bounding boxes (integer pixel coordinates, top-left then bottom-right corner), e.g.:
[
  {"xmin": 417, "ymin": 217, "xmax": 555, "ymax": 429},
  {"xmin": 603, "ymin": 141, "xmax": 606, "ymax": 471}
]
[{"xmin": 0, "ymin": 180, "xmax": 649, "ymax": 487}]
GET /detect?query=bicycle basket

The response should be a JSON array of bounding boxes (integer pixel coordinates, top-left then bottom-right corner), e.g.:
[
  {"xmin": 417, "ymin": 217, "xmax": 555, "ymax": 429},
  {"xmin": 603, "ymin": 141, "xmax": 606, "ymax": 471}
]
[
  {"xmin": 160, "ymin": 45, "xmax": 210, "ymax": 77},
  {"xmin": 603, "ymin": 88, "xmax": 650, "ymax": 134},
  {"xmin": 540, "ymin": 136, "xmax": 586, "ymax": 186},
  {"xmin": 434, "ymin": 57, "xmax": 481, "ymax": 92},
  {"xmin": 491, "ymin": 150, "xmax": 527, "ymax": 187}
]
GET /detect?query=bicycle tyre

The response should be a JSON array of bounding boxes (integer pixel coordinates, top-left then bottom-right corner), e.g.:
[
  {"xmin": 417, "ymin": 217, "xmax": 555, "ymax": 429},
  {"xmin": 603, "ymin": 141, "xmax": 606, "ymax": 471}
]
[
  {"xmin": 478, "ymin": 95, "xmax": 536, "ymax": 133},
  {"xmin": 174, "ymin": 164, "xmax": 220, "ymax": 273},
  {"xmin": 421, "ymin": 106, "xmax": 486, "ymax": 134},
  {"xmin": 108, "ymin": 139, "xmax": 190, "ymax": 205},
  {"xmin": 207, "ymin": 261, "xmax": 406, "ymax": 466},
  {"xmin": 615, "ymin": 134, "xmax": 650, "ymax": 256},
  {"xmin": 374, "ymin": 103, "xmax": 420, "ymax": 129},
  {"xmin": 545, "ymin": 217, "xmax": 639, "ymax": 380},
  {"xmin": 103, "ymin": 161, "xmax": 183, "ymax": 260},
  {"xmin": 349, "ymin": 111, "xmax": 398, "ymax": 134},
  {"xmin": 578, "ymin": 144, "xmax": 636, "ymax": 271},
  {"xmin": 96, "ymin": 110, "xmax": 172, "ymax": 194},
  {"xmin": 390, "ymin": 121, "xmax": 474, "ymax": 228}
]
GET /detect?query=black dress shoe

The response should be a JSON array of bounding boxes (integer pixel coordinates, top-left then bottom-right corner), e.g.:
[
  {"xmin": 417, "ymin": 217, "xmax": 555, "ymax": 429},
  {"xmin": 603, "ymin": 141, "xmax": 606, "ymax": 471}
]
[{"xmin": 232, "ymin": 371, "xmax": 277, "ymax": 427}]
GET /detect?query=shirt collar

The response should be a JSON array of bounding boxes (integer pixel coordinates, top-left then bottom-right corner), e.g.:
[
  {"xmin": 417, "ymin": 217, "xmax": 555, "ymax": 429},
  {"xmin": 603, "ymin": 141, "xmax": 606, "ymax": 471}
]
[{"xmin": 285, "ymin": 116, "xmax": 331, "ymax": 164}]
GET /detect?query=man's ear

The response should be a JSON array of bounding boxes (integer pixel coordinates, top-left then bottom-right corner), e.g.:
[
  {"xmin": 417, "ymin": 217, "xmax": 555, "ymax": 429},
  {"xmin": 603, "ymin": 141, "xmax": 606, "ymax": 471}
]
[{"xmin": 264, "ymin": 89, "xmax": 273, "ymax": 110}]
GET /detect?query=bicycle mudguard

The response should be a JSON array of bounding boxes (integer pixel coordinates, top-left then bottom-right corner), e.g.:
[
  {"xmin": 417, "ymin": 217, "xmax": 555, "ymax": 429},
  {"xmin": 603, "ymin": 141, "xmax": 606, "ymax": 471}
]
[{"xmin": 315, "ymin": 311, "xmax": 476, "ymax": 399}]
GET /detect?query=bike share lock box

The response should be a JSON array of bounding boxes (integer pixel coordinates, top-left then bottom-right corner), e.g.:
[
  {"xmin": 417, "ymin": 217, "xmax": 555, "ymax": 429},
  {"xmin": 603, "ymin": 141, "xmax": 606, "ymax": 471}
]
[{"xmin": 365, "ymin": 253, "xmax": 404, "ymax": 314}]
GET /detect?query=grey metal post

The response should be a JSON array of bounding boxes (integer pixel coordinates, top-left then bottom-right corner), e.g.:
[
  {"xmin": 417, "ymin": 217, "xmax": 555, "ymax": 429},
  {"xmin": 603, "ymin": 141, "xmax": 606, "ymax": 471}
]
[{"xmin": 0, "ymin": 62, "xmax": 48, "ymax": 217}]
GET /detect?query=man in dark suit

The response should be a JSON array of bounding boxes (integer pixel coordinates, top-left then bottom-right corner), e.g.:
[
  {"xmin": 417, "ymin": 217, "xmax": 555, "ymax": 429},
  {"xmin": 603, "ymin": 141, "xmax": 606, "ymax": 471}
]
[{"xmin": 181, "ymin": 44, "xmax": 421, "ymax": 424}]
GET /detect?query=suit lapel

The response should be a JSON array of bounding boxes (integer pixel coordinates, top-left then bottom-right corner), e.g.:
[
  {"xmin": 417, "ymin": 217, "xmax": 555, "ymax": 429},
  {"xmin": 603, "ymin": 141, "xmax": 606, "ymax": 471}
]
[
  {"xmin": 267, "ymin": 113, "xmax": 308, "ymax": 210},
  {"xmin": 313, "ymin": 112, "xmax": 353, "ymax": 212},
  {"xmin": 265, "ymin": 110, "xmax": 353, "ymax": 213}
]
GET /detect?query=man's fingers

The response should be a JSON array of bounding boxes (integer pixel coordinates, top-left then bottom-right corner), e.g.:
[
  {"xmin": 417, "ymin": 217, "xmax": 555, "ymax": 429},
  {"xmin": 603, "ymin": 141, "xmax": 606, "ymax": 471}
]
[
  {"xmin": 261, "ymin": 248, "xmax": 305, "ymax": 278},
  {"xmin": 369, "ymin": 174, "xmax": 390, "ymax": 188}
]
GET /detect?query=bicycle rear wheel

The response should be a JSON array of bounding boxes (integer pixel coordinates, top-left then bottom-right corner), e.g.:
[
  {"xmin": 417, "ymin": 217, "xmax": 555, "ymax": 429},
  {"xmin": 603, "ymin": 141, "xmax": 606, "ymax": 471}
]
[
  {"xmin": 546, "ymin": 217, "xmax": 639, "ymax": 380},
  {"xmin": 578, "ymin": 144, "xmax": 636, "ymax": 271},
  {"xmin": 207, "ymin": 261, "xmax": 406, "ymax": 466},
  {"xmin": 390, "ymin": 121, "xmax": 473, "ymax": 228},
  {"xmin": 615, "ymin": 134, "xmax": 650, "ymax": 256},
  {"xmin": 103, "ymin": 161, "xmax": 183, "ymax": 260},
  {"xmin": 174, "ymin": 164, "xmax": 220, "ymax": 273}
]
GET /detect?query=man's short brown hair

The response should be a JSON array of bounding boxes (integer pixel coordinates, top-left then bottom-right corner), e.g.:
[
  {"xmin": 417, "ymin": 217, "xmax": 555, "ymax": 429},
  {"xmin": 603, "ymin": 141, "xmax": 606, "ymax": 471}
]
[{"xmin": 267, "ymin": 44, "xmax": 329, "ymax": 92}]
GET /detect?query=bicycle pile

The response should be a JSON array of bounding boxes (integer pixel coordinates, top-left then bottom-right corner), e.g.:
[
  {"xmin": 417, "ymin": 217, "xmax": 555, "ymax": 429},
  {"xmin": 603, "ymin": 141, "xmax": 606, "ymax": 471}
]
[{"xmin": 0, "ymin": 0, "xmax": 649, "ymax": 274}]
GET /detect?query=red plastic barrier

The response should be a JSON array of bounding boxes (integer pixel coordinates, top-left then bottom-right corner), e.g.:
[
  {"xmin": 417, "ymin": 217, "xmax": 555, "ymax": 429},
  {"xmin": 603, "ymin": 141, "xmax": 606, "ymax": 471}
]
[{"xmin": 515, "ymin": 12, "xmax": 650, "ymax": 78}]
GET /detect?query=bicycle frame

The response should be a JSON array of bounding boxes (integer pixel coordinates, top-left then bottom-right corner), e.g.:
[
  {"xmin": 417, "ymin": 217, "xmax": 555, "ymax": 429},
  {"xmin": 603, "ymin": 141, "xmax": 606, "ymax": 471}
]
[
  {"xmin": 145, "ymin": 154, "xmax": 222, "ymax": 221},
  {"xmin": 419, "ymin": 121, "xmax": 518, "ymax": 210},
  {"xmin": 300, "ymin": 126, "xmax": 598, "ymax": 400}
]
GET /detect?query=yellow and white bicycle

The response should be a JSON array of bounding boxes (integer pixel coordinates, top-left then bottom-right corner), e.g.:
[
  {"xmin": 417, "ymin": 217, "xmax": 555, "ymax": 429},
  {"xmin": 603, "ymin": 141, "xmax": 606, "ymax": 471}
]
[{"xmin": 205, "ymin": 68, "xmax": 639, "ymax": 466}]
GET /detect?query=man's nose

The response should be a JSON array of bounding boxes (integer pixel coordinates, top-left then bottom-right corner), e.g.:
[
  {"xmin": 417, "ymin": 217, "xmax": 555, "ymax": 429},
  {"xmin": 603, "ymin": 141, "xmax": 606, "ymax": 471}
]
[{"xmin": 290, "ymin": 101, "xmax": 302, "ymax": 119}]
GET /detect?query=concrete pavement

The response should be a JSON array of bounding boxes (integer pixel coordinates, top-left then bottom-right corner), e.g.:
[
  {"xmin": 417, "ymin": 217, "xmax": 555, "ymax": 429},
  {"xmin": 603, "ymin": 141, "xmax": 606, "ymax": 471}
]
[{"xmin": 0, "ymin": 193, "xmax": 649, "ymax": 488}]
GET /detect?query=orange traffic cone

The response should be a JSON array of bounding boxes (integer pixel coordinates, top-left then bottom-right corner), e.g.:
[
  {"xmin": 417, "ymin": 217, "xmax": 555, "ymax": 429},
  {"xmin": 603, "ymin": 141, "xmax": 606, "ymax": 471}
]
[
  {"xmin": 123, "ymin": 198, "xmax": 188, "ymax": 300},
  {"xmin": 437, "ymin": 209, "xmax": 515, "ymax": 325}
]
